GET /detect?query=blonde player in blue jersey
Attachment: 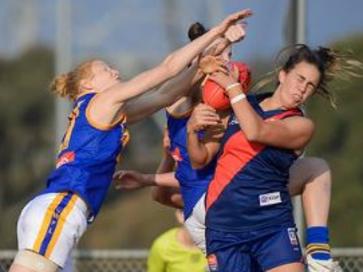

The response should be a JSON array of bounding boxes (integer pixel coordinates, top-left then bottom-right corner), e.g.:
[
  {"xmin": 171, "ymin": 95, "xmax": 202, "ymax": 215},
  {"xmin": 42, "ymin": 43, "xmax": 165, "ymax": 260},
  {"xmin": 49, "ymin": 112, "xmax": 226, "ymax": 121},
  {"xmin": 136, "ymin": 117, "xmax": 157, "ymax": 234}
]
[{"xmin": 9, "ymin": 9, "xmax": 253, "ymax": 272}]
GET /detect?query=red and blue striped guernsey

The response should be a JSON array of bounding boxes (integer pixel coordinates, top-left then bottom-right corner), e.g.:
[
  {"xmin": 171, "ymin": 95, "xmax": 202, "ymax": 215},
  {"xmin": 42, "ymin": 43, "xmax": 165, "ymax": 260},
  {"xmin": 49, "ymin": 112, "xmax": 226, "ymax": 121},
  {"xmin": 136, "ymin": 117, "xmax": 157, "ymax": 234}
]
[{"xmin": 206, "ymin": 93, "xmax": 303, "ymax": 232}]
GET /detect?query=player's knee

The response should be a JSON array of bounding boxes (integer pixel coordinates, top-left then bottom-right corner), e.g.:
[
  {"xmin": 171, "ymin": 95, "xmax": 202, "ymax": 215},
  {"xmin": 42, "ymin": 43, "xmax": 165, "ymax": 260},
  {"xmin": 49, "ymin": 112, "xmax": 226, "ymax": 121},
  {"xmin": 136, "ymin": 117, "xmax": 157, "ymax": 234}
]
[
  {"xmin": 311, "ymin": 157, "xmax": 330, "ymax": 173},
  {"xmin": 12, "ymin": 250, "xmax": 59, "ymax": 272},
  {"xmin": 307, "ymin": 157, "xmax": 331, "ymax": 180},
  {"xmin": 308, "ymin": 158, "xmax": 332, "ymax": 194}
]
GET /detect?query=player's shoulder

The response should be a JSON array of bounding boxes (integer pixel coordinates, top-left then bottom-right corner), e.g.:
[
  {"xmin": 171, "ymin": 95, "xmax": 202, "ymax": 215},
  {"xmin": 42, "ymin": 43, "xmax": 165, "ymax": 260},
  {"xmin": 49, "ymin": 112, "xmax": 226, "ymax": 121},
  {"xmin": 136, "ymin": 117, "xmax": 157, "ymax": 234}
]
[{"xmin": 152, "ymin": 228, "xmax": 179, "ymax": 249}]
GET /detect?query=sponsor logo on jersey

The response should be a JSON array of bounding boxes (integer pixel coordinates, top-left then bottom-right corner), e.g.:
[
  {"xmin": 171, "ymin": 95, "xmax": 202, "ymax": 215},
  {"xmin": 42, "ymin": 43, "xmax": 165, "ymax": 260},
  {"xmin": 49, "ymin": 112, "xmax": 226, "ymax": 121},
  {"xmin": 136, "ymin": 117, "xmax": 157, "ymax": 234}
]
[
  {"xmin": 207, "ymin": 254, "xmax": 218, "ymax": 272},
  {"xmin": 287, "ymin": 227, "xmax": 299, "ymax": 246},
  {"xmin": 259, "ymin": 192, "xmax": 282, "ymax": 206},
  {"xmin": 170, "ymin": 147, "xmax": 183, "ymax": 162},
  {"xmin": 56, "ymin": 151, "xmax": 75, "ymax": 168},
  {"xmin": 121, "ymin": 129, "xmax": 130, "ymax": 146},
  {"xmin": 229, "ymin": 116, "xmax": 239, "ymax": 125}
]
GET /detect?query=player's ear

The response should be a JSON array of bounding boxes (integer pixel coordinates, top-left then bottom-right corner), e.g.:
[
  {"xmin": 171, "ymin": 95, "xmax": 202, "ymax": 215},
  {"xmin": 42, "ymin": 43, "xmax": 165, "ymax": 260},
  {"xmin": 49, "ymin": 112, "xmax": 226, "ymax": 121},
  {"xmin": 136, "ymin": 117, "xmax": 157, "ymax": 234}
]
[
  {"xmin": 80, "ymin": 78, "xmax": 93, "ymax": 90},
  {"xmin": 278, "ymin": 69, "xmax": 287, "ymax": 85}
]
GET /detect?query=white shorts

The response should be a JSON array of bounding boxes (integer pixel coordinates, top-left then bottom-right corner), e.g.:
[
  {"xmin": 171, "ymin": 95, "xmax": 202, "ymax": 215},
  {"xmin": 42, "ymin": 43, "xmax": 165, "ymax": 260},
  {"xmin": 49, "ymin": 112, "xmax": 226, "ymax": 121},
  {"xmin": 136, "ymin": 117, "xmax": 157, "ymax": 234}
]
[
  {"xmin": 184, "ymin": 193, "xmax": 207, "ymax": 254},
  {"xmin": 17, "ymin": 192, "xmax": 88, "ymax": 268}
]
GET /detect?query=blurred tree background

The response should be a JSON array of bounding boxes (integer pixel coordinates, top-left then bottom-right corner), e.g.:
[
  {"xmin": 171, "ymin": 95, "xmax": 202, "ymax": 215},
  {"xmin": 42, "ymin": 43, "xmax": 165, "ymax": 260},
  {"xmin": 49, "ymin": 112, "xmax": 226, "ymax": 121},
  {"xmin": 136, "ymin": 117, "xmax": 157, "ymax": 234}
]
[
  {"xmin": 0, "ymin": 35, "xmax": 362, "ymax": 249},
  {"xmin": 0, "ymin": 47, "xmax": 55, "ymax": 247},
  {"xmin": 305, "ymin": 36, "xmax": 363, "ymax": 246}
]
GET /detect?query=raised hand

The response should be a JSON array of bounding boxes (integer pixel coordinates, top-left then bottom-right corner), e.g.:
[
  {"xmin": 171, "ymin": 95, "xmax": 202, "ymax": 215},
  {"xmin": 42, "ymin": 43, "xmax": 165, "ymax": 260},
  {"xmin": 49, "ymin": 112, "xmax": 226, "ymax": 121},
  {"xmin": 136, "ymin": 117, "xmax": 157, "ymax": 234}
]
[
  {"xmin": 199, "ymin": 56, "xmax": 228, "ymax": 75},
  {"xmin": 224, "ymin": 23, "xmax": 247, "ymax": 43},
  {"xmin": 213, "ymin": 8, "xmax": 252, "ymax": 35},
  {"xmin": 209, "ymin": 64, "xmax": 241, "ymax": 90}
]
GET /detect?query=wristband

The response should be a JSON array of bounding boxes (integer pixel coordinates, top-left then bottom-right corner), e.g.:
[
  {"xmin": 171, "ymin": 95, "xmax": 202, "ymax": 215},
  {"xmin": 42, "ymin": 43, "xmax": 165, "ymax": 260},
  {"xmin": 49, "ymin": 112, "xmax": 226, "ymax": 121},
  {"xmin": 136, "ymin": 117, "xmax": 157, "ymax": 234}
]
[
  {"xmin": 230, "ymin": 93, "xmax": 246, "ymax": 105},
  {"xmin": 225, "ymin": 83, "xmax": 241, "ymax": 92}
]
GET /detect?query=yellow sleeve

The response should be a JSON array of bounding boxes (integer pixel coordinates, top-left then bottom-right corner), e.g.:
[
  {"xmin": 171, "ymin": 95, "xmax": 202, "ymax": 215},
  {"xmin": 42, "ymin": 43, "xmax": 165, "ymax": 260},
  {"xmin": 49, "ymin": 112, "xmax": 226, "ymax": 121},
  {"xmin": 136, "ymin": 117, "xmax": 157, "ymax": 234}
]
[{"xmin": 147, "ymin": 238, "xmax": 167, "ymax": 272}]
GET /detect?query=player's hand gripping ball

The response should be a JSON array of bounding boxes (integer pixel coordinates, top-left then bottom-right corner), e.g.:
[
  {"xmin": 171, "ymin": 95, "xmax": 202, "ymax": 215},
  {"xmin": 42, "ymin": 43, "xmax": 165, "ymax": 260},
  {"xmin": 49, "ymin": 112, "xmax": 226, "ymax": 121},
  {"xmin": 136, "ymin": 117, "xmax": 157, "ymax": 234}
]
[{"xmin": 202, "ymin": 61, "xmax": 251, "ymax": 110}]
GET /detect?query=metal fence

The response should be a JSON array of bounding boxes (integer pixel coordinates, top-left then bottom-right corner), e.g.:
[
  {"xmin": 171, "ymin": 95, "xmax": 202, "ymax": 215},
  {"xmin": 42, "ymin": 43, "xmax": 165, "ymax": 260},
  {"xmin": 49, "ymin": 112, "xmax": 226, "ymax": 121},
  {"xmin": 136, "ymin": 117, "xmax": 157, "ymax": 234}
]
[
  {"xmin": 1, "ymin": 248, "xmax": 363, "ymax": 272},
  {"xmin": 333, "ymin": 248, "xmax": 363, "ymax": 272}
]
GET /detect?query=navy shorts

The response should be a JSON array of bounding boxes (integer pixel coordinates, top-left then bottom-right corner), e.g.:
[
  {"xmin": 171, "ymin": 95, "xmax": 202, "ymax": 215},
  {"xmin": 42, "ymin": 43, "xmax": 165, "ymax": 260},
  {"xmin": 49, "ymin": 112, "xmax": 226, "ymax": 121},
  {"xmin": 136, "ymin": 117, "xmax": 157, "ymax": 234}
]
[{"xmin": 206, "ymin": 224, "xmax": 303, "ymax": 272}]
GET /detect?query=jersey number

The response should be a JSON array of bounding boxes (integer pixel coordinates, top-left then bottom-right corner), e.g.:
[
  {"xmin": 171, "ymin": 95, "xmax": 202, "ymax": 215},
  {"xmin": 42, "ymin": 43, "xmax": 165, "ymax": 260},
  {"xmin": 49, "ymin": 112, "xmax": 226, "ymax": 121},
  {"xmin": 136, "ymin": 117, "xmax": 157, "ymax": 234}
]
[{"xmin": 58, "ymin": 106, "xmax": 80, "ymax": 154}]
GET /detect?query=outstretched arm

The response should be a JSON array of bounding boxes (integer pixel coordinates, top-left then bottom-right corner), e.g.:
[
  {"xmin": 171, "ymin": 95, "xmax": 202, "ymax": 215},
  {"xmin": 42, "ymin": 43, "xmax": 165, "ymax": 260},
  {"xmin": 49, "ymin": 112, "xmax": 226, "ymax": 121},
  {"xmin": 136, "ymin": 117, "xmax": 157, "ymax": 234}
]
[
  {"xmin": 112, "ymin": 169, "xmax": 183, "ymax": 208},
  {"xmin": 123, "ymin": 23, "xmax": 248, "ymax": 125},
  {"xmin": 113, "ymin": 170, "xmax": 179, "ymax": 190},
  {"xmin": 106, "ymin": 9, "xmax": 252, "ymax": 104},
  {"xmin": 114, "ymin": 129, "xmax": 179, "ymax": 189},
  {"xmin": 89, "ymin": 9, "xmax": 253, "ymax": 126},
  {"xmin": 123, "ymin": 61, "xmax": 201, "ymax": 124}
]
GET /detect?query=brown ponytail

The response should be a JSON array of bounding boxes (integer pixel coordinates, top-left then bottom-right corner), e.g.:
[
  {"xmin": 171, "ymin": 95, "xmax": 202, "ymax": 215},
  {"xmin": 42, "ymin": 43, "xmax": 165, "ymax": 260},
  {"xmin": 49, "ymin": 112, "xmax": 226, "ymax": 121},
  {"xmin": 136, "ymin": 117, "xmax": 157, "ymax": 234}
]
[
  {"xmin": 50, "ymin": 60, "xmax": 94, "ymax": 100},
  {"xmin": 314, "ymin": 46, "xmax": 362, "ymax": 108}
]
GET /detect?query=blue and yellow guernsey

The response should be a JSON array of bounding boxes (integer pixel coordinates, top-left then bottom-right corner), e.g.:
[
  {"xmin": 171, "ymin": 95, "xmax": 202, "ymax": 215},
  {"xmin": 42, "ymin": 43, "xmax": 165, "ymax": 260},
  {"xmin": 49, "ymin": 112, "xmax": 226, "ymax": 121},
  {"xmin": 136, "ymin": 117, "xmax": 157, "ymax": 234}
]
[
  {"xmin": 166, "ymin": 111, "xmax": 216, "ymax": 220},
  {"xmin": 41, "ymin": 92, "xmax": 129, "ymax": 220}
]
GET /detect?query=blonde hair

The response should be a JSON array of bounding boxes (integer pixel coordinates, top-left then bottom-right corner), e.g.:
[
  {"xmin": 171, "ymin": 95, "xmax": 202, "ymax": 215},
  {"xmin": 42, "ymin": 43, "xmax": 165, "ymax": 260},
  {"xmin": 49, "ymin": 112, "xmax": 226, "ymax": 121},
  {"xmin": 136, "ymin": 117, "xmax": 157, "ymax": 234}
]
[{"xmin": 50, "ymin": 60, "xmax": 95, "ymax": 100}]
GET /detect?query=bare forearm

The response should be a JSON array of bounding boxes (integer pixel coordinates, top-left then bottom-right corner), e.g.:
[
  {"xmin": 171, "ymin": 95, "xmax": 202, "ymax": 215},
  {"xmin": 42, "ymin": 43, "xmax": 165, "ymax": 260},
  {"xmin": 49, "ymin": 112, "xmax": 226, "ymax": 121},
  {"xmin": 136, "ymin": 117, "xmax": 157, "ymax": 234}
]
[
  {"xmin": 100, "ymin": 30, "xmax": 220, "ymax": 107},
  {"xmin": 163, "ymin": 28, "xmax": 222, "ymax": 76},
  {"xmin": 156, "ymin": 62, "xmax": 198, "ymax": 104},
  {"xmin": 187, "ymin": 131, "xmax": 209, "ymax": 168},
  {"xmin": 151, "ymin": 172, "xmax": 180, "ymax": 188},
  {"xmin": 164, "ymin": 8, "xmax": 253, "ymax": 73},
  {"xmin": 231, "ymin": 97, "xmax": 264, "ymax": 141},
  {"xmin": 124, "ymin": 64, "xmax": 198, "ymax": 124}
]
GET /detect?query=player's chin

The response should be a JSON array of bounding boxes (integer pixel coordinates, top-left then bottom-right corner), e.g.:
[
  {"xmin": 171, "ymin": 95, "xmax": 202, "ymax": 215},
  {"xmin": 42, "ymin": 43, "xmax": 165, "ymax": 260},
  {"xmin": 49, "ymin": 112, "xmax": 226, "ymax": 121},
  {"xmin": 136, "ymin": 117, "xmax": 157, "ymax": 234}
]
[
  {"xmin": 108, "ymin": 79, "xmax": 121, "ymax": 88},
  {"xmin": 285, "ymin": 97, "xmax": 301, "ymax": 109}
]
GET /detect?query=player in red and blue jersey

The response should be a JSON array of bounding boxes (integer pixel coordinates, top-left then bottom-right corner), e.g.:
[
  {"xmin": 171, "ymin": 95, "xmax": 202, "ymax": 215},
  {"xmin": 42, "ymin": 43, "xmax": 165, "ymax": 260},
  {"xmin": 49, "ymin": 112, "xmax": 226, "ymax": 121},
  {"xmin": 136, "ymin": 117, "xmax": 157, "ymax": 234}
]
[
  {"xmin": 189, "ymin": 94, "xmax": 304, "ymax": 271},
  {"xmin": 114, "ymin": 22, "xmax": 348, "ymax": 271},
  {"xmin": 187, "ymin": 45, "xmax": 345, "ymax": 271},
  {"xmin": 114, "ymin": 35, "xmax": 343, "ymax": 272},
  {"xmin": 9, "ymin": 9, "xmax": 253, "ymax": 272}
]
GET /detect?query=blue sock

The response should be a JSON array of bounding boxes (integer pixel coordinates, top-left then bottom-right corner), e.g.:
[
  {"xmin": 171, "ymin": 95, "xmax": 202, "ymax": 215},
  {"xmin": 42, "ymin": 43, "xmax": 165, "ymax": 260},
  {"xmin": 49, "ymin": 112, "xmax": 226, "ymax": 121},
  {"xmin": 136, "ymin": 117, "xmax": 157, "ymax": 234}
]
[{"xmin": 306, "ymin": 226, "xmax": 331, "ymax": 261}]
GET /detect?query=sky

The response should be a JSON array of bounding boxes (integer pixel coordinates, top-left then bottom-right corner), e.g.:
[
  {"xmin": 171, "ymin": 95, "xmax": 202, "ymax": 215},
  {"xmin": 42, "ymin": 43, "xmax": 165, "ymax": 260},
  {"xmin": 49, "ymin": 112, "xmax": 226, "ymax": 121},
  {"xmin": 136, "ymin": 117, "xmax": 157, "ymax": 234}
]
[{"xmin": 0, "ymin": 0, "xmax": 362, "ymax": 71}]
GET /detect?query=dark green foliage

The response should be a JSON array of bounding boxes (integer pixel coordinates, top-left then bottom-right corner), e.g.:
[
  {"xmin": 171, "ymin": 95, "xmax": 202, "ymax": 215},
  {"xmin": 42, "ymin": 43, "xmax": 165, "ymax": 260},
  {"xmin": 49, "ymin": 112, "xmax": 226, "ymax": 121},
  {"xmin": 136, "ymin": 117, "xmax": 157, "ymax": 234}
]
[
  {"xmin": 306, "ymin": 36, "xmax": 363, "ymax": 246},
  {"xmin": 0, "ymin": 47, "xmax": 55, "ymax": 247}
]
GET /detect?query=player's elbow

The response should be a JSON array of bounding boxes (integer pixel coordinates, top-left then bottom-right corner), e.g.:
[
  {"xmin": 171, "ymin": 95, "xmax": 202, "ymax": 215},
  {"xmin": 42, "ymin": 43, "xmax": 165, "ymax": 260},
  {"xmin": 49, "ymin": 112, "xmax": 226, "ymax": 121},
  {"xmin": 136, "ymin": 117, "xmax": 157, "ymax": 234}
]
[
  {"xmin": 289, "ymin": 121, "xmax": 315, "ymax": 150},
  {"xmin": 189, "ymin": 149, "xmax": 213, "ymax": 169},
  {"xmin": 244, "ymin": 130, "xmax": 260, "ymax": 142},
  {"xmin": 240, "ymin": 122, "xmax": 264, "ymax": 142},
  {"xmin": 243, "ymin": 123, "xmax": 270, "ymax": 142},
  {"xmin": 191, "ymin": 161, "xmax": 204, "ymax": 169},
  {"xmin": 190, "ymin": 157, "xmax": 209, "ymax": 169}
]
